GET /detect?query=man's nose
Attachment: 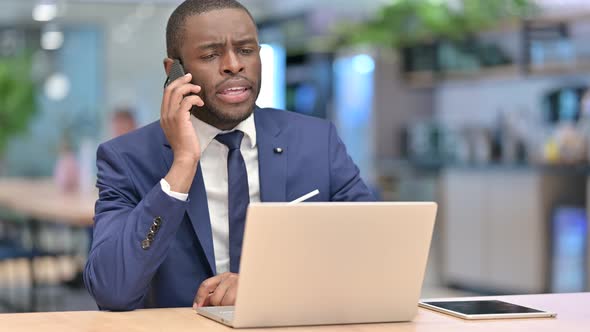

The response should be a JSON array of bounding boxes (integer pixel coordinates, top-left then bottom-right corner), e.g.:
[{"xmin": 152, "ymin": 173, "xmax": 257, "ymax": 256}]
[{"xmin": 222, "ymin": 51, "xmax": 244, "ymax": 75}]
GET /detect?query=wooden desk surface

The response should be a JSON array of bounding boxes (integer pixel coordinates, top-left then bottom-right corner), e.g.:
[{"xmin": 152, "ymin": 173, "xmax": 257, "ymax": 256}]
[
  {"xmin": 0, "ymin": 178, "xmax": 96, "ymax": 227},
  {"xmin": 1, "ymin": 293, "xmax": 588, "ymax": 332}
]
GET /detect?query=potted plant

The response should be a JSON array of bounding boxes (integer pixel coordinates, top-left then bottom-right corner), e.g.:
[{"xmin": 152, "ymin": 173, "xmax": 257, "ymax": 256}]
[
  {"xmin": 0, "ymin": 54, "xmax": 36, "ymax": 173},
  {"xmin": 340, "ymin": 0, "xmax": 536, "ymax": 49}
]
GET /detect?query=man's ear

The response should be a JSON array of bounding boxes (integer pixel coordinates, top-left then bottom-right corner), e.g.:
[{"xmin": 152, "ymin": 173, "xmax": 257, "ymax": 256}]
[{"xmin": 163, "ymin": 58, "xmax": 174, "ymax": 76}]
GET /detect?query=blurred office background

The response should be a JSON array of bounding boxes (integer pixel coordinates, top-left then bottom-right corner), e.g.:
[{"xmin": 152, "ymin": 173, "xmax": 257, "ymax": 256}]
[{"xmin": 0, "ymin": 0, "xmax": 589, "ymax": 312}]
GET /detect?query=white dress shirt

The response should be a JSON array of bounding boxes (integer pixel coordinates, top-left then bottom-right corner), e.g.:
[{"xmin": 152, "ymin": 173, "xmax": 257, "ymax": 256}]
[{"xmin": 160, "ymin": 113, "xmax": 260, "ymax": 274}]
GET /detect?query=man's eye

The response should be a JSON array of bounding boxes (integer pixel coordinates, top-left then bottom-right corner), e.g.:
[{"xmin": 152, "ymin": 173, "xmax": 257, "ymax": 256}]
[
  {"xmin": 201, "ymin": 54, "xmax": 218, "ymax": 60},
  {"xmin": 239, "ymin": 48, "xmax": 254, "ymax": 55}
]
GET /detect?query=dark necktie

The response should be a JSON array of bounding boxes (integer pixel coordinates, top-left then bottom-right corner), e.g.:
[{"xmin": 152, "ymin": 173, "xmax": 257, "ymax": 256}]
[{"xmin": 215, "ymin": 131, "xmax": 249, "ymax": 273}]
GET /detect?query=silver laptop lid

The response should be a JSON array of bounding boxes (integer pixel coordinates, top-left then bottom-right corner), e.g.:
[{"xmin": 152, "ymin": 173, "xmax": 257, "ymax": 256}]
[{"xmin": 232, "ymin": 202, "xmax": 437, "ymax": 328}]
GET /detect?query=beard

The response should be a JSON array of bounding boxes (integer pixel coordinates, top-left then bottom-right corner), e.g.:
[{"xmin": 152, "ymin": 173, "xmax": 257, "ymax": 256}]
[{"xmin": 191, "ymin": 79, "xmax": 261, "ymax": 129}]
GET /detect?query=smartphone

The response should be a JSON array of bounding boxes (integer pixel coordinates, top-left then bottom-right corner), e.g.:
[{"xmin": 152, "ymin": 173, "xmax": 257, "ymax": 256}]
[
  {"xmin": 164, "ymin": 59, "xmax": 186, "ymax": 88},
  {"xmin": 164, "ymin": 59, "xmax": 201, "ymax": 114},
  {"xmin": 419, "ymin": 300, "xmax": 557, "ymax": 320}
]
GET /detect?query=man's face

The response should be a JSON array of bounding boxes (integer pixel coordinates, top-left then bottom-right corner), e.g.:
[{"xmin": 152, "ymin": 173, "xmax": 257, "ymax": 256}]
[{"xmin": 178, "ymin": 8, "xmax": 261, "ymax": 128}]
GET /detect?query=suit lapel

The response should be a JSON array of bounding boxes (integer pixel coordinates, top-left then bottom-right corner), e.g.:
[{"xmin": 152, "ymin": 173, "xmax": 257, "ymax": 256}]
[
  {"xmin": 255, "ymin": 108, "xmax": 288, "ymax": 202},
  {"xmin": 160, "ymin": 126, "xmax": 216, "ymax": 275},
  {"xmin": 159, "ymin": 125, "xmax": 173, "ymax": 171}
]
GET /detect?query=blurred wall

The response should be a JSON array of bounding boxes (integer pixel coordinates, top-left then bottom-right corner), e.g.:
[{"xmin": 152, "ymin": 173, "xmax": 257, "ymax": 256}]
[{"xmin": 56, "ymin": 3, "xmax": 175, "ymax": 124}]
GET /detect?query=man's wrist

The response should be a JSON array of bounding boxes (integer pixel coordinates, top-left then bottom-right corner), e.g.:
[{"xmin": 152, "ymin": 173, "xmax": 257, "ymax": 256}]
[
  {"xmin": 160, "ymin": 178, "xmax": 189, "ymax": 201},
  {"xmin": 173, "ymin": 153, "xmax": 200, "ymax": 166},
  {"xmin": 165, "ymin": 156, "xmax": 199, "ymax": 193}
]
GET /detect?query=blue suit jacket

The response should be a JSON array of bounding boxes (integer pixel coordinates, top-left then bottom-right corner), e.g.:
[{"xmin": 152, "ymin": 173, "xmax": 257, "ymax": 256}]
[{"xmin": 84, "ymin": 107, "xmax": 374, "ymax": 310}]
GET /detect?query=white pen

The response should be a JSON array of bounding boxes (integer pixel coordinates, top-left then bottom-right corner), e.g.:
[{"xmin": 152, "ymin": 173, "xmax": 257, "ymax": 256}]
[{"xmin": 288, "ymin": 189, "xmax": 320, "ymax": 204}]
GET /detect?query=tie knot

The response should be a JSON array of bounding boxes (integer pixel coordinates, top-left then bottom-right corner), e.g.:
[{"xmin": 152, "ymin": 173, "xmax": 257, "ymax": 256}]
[{"xmin": 215, "ymin": 131, "xmax": 244, "ymax": 150}]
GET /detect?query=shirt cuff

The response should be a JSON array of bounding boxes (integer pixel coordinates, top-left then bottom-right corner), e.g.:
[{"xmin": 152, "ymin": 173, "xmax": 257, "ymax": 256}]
[{"xmin": 160, "ymin": 178, "xmax": 189, "ymax": 201}]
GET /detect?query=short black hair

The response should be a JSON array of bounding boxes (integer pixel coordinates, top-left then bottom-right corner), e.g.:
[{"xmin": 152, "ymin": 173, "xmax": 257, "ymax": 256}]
[{"xmin": 166, "ymin": 0, "xmax": 255, "ymax": 59}]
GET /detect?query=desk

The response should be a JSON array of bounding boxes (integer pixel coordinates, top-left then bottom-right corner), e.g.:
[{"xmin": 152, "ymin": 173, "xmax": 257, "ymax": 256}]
[
  {"xmin": 1, "ymin": 293, "xmax": 588, "ymax": 332},
  {"xmin": 0, "ymin": 178, "xmax": 96, "ymax": 227}
]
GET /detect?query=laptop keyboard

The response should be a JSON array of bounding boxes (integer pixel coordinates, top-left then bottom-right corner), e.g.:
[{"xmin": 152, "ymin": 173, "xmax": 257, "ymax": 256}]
[{"xmin": 215, "ymin": 308, "xmax": 235, "ymax": 321}]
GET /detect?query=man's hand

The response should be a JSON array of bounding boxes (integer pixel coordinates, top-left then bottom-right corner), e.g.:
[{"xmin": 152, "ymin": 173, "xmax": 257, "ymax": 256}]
[
  {"xmin": 160, "ymin": 73, "xmax": 204, "ymax": 193},
  {"xmin": 193, "ymin": 272, "xmax": 239, "ymax": 308}
]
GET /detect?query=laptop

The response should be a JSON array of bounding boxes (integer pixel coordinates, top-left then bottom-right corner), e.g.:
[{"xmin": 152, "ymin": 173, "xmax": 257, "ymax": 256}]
[{"xmin": 196, "ymin": 202, "xmax": 437, "ymax": 328}]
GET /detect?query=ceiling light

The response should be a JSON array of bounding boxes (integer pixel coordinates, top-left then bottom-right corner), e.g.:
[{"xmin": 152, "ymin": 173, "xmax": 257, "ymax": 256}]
[
  {"xmin": 33, "ymin": 3, "xmax": 58, "ymax": 22},
  {"xmin": 41, "ymin": 30, "xmax": 64, "ymax": 50},
  {"xmin": 44, "ymin": 73, "xmax": 70, "ymax": 101}
]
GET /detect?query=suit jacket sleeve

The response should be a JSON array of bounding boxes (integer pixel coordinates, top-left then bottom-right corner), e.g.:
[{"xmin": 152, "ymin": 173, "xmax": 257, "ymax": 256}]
[
  {"xmin": 328, "ymin": 123, "xmax": 375, "ymax": 202},
  {"xmin": 83, "ymin": 142, "xmax": 188, "ymax": 311}
]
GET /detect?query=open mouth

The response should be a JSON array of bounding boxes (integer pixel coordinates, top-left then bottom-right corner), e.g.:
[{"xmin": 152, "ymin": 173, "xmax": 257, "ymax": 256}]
[{"xmin": 216, "ymin": 86, "xmax": 252, "ymax": 104}]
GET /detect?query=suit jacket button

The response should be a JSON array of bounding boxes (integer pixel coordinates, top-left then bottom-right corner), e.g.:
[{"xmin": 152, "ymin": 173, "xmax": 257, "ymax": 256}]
[
  {"xmin": 147, "ymin": 231, "xmax": 155, "ymax": 241},
  {"xmin": 150, "ymin": 224, "xmax": 160, "ymax": 233},
  {"xmin": 154, "ymin": 217, "xmax": 162, "ymax": 226},
  {"xmin": 141, "ymin": 239, "xmax": 151, "ymax": 250}
]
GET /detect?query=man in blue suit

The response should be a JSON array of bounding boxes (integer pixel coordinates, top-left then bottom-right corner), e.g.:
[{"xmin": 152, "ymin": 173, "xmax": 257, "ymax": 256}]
[{"xmin": 84, "ymin": 0, "xmax": 373, "ymax": 311}]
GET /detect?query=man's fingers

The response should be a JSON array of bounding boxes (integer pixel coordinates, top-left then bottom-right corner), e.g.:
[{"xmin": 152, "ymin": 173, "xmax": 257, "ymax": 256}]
[
  {"xmin": 163, "ymin": 72, "xmax": 200, "ymax": 115},
  {"xmin": 166, "ymin": 72, "xmax": 192, "ymax": 92},
  {"xmin": 194, "ymin": 275, "xmax": 223, "ymax": 308},
  {"xmin": 169, "ymin": 85, "xmax": 202, "ymax": 109},
  {"xmin": 208, "ymin": 274, "xmax": 235, "ymax": 306},
  {"xmin": 220, "ymin": 283, "xmax": 238, "ymax": 306},
  {"xmin": 162, "ymin": 73, "xmax": 192, "ymax": 117},
  {"xmin": 162, "ymin": 85, "xmax": 202, "ymax": 129},
  {"xmin": 179, "ymin": 95, "xmax": 205, "ymax": 112},
  {"xmin": 193, "ymin": 273, "xmax": 239, "ymax": 308}
]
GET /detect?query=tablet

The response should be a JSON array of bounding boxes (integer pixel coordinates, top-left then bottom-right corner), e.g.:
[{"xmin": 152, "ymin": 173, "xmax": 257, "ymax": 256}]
[{"xmin": 419, "ymin": 300, "xmax": 557, "ymax": 320}]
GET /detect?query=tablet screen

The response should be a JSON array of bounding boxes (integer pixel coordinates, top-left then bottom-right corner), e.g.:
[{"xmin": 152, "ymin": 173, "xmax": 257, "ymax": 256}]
[{"xmin": 422, "ymin": 300, "xmax": 543, "ymax": 315}]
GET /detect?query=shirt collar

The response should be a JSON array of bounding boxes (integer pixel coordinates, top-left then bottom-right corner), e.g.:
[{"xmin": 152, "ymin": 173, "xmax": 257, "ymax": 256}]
[{"xmin": 190, "ymin": 112, "xmax": 257, "ymax": 155}]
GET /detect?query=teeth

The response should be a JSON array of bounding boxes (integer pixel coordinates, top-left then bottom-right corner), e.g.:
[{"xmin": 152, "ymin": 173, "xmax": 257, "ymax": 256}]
[{"xmin": 223, "ymin": 87, "xmax": 247, "ymax": 95}]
